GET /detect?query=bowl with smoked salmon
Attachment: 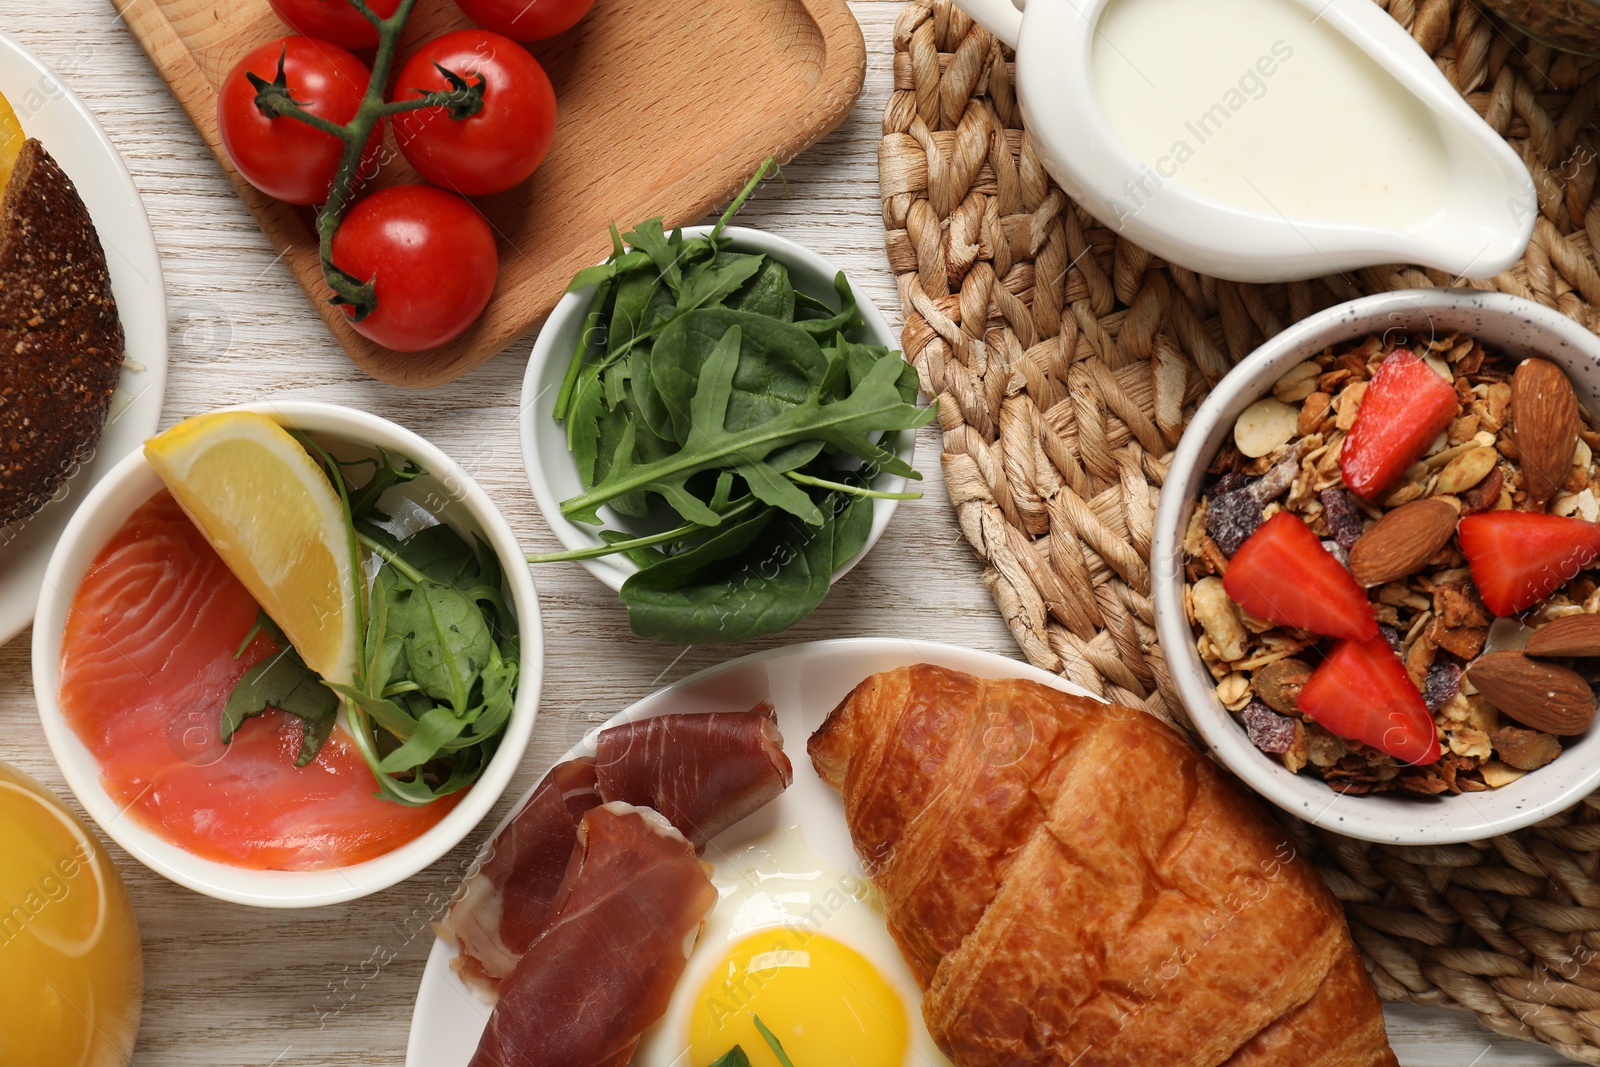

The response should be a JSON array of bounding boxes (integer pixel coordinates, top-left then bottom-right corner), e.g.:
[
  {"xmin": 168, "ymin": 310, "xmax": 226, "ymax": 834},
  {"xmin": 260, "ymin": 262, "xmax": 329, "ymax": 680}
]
[{"xmin": 31, "ymin": 401, "xmax": 542, "ymax": 907}]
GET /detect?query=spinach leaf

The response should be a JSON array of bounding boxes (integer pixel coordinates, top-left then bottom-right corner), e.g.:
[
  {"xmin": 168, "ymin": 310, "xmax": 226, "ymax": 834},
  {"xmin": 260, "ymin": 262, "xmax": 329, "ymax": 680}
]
[
  {"xmin": 674, "ymin": 252, "xmax": 766, "ymax": 316},
  {"xmin": 621, "ymin": 492, "xmax": 841, "ymax": 642},
  {"xmin": 727, "ymin": 256, "xmax": 793, "ymax": 321},
  {"xmin": 383, "ymin": 570, "xmax": 494, "ymax": 714},
  {"xmin": 650, "ymin": 310, "xmax": 828, "ymax": 443},
  {"xmin": 221, "ymin": 644, "xmax": 339, "ymax": 767}
]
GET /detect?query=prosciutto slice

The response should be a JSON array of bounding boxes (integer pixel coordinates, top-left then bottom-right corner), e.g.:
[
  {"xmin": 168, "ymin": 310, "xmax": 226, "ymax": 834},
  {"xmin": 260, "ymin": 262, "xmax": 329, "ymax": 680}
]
[
  {"xmin": 439, "ymin": 704, "xmax": 792, "ymax": 991},
  {"xmin": 466, "ymin": 803, "xmax": 717, "ymax": 1067},
  {"xmin": 444, "ymin": 757, "xmax": 601, "ymax": 988},
  {"xmin": 593, "ymin": 702, "xmax": 792, "ymax": 849}
]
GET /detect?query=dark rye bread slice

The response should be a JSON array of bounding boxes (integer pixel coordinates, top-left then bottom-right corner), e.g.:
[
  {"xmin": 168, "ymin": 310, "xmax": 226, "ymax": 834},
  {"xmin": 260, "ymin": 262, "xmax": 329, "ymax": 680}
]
[{"xmin": 0, "ymin": 137, "xmax": 124, "ymax": 526}]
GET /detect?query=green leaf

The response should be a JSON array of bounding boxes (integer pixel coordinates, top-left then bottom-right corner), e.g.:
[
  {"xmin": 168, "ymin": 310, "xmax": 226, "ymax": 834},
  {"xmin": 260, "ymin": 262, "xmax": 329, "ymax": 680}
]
[
  {"xmin": 384, "ymin": 577, "xmax": 494, "ymax": 714},
  {"xmin": 708, "ymin": 1049, "xmax": 752, "ymax": 1067},
  {"xmin": 753, "ymin": 1016, "xmax": 796, "ymax": 1067},
  {"xmin": 793, "ymin": 272, "xmax": 861, "ymax": 339},
  {"xmin": 674, "ymin": 252, "xmax": 765, "ymax": 316},
  {"xmin": 222, "ymin": 644, "xmax": 340, "ymax": 767},
  {"xmin": 727, "ymin": 256, "xmax": 794, "ymax": 321},
  {"xmin": 561, "ymin": 354, "xmax": 933, "ymax": 525},
  {"xmin": 736, "ymin": 459, "xmax": 822, "ymax": 524},
  {"xmin": 621, "ymin": 496, "xmax": 839, "ymax": 643},
  {"xmin": 651, "ymin": 311, "xmax": 827, "ymax": 444},
  {"xmin": 377, "ymin": 705, "xmax": 475, "ymax": 774},
  {"xmin": 628, "ymin": 507, "xmax": 776, "ymax": 590}
]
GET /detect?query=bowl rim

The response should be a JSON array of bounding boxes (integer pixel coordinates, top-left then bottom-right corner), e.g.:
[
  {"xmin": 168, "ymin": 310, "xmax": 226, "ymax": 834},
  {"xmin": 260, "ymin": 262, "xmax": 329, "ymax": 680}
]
[
  {"xmin": 1151, "ymin": 288, "xmax": 1600, "ymax": 844},
  {"xmin": 519, "ymin": 223, "xmax": 915, "ymax": 593},
  {"xmin": 30, "ymin": 400, "xmax": 543, "ymax": 907}
]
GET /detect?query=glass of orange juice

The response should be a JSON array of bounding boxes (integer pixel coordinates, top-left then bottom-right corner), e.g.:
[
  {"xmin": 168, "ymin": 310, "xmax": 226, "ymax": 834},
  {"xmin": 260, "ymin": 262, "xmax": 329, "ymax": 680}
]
[{"xmin": 0, "ymin": 761, "xmax": 142, "ymax": 1067}]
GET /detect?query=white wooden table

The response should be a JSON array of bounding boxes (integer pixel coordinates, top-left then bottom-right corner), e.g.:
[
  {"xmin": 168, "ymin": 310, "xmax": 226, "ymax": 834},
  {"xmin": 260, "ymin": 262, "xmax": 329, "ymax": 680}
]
[{"xmin": 0, "ymin": 3, "xmax": 1566, "ymax": 1064}]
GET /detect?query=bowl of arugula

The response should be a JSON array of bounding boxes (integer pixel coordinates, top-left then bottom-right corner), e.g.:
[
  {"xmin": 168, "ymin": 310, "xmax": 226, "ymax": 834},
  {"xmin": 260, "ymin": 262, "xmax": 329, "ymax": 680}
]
[{"xmin": 522, "ymin": 166, "xmax": 933, "ymax": 643}]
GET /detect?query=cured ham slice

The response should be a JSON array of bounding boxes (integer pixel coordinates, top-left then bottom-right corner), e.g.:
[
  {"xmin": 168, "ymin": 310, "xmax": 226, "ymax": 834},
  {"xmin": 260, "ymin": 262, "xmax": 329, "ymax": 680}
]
[
  {"xmin": 445, "ymin": 757, "xmax": 600, "ymax": 988},
  {"xmin": 466, "ymin": 803, "xmax": 716, "ymax": 1067},
  {"xmin": 439, "ymin": 705, "xmax": 792, "ymax": 991},
  {"xmin": 593, "ymin": 702, "xmax": 792, "ymax": 849}
]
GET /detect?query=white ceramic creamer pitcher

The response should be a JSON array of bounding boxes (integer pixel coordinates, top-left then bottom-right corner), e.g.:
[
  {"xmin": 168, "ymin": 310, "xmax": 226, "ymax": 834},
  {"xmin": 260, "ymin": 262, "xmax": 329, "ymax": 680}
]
[{"xmin": 954, "ymin": 0, "xmax": 1536, "ymax": 283}]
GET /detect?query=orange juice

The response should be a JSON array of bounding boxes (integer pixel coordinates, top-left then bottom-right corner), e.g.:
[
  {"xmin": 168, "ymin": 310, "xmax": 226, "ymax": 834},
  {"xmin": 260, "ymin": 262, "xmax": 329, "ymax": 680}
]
[{"xmin": 0, "ymin": 762, "xmax": 142, "ymax": 1067}]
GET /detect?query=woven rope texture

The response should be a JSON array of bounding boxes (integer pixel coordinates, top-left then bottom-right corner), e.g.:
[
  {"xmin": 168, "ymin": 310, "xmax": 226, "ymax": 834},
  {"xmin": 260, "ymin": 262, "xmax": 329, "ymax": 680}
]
[{"xmin": 881, "ymin": 0, "xmax": 1600, "ymax": 1059}]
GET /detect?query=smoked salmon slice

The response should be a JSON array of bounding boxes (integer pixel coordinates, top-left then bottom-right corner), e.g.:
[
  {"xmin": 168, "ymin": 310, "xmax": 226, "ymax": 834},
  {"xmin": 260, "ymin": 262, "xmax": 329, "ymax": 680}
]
[{"xmin": 58, "ymin": 491, "xmax": 456, "ymax": 871}]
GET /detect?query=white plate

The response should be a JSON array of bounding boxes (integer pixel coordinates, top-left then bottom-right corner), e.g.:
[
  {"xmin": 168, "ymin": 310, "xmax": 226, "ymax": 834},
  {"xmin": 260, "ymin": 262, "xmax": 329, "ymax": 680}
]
[
  {"xmin": 405, "ymin": 637, "xmax": 1098, "ymax": 1067},
  {"xmin": 0, "ymin": 31, "xmax": 167, "ymax": 646}
]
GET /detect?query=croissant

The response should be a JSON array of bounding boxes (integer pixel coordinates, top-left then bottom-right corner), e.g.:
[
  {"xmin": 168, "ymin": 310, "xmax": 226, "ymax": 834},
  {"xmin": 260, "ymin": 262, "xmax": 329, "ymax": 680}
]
[{"xmin": 808, "ymin": 664, "xmax": 1397, "ymax": 1067}]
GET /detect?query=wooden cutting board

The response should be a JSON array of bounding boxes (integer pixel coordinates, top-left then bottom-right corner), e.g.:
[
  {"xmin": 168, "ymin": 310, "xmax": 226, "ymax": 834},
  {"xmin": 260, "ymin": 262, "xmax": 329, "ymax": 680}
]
[{"xmin": 110, "ymin": 0, "xmax": 867, "ymax": 387}]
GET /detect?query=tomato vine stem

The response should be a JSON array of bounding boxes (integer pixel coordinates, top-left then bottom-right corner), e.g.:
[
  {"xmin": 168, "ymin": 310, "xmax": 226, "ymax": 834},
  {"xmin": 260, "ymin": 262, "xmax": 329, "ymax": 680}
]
[{"xmin": 246, "ymin": 0, "xmax": 486, "ymax": 321}]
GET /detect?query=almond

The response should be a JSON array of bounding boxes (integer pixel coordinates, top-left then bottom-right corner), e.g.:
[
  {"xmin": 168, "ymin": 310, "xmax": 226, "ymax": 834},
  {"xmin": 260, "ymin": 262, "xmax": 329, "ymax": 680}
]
[
  {"xmin": 1526, "ymin": 613, "xmax": 1600, "ymax": 658},
  {"xmin": 1348, "ymin": 497, "xmax": 1459, "ymax": 586},
  {"xmin": 1512, "ymin": 357, "xmax": 1579, "ymax": 512},
  {"xmin": 1466, "ymin": 651, "xmax": 1596, "ymax": 735}
]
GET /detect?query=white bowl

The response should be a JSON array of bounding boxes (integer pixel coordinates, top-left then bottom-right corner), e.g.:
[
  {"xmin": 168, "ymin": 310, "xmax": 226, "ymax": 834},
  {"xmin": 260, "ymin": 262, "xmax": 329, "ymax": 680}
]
[
  {"xmin": 1151, "ymin": 289, "xmax": 1600, "ymax": 845},
  {"xmin": 31, "ymin": 401, "xmax": 543, "ymax": 907},
  {"xmin": 520, "ymin": 225, "xmax": 915, "ymax": 593}
]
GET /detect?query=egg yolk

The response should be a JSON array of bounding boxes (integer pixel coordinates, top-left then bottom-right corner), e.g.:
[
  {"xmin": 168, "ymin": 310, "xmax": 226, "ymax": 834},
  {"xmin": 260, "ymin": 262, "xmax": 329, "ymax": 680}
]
[{"xmin": 688, "ymin": 929, "xmax": 909, "ymax": 1067}]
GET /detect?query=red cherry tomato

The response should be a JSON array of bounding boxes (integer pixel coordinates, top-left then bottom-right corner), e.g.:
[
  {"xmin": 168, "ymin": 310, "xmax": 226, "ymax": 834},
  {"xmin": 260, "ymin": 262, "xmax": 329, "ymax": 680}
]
[
  {"xmin": 218, "ymin": 36, "xmax": 377, "ymax": 205},
  {"xmin": 331, "ymin": 186, "xmax": 499, "ymax": 352},
  {"xmin": 266, "ymin": 0, "xmax": 402, "ymax": 50},
  {"xmin": 391, "ymin": 31, "xmax": 557, "ymax": 197},
  {"xmin": 453, "ymin": 0, "xmax": 596, "ymax": 41}
]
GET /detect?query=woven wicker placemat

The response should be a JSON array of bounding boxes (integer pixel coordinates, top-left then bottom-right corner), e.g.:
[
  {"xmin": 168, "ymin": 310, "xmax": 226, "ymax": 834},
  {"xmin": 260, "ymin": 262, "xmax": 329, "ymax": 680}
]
[{"xmin": 881, "ymin": 0, "xmax": 1600, "ymax": 1060}]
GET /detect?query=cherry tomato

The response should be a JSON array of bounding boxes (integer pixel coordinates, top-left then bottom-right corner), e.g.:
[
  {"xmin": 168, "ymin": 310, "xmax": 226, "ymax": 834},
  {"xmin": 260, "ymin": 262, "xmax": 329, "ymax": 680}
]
[
  {"xmin": 391, "ymin": 31, "xmax": 556, "ymax": 197},
  {"xmin": 218, "ymin": 36, "xmax": 377, "ymax": 206},
  {"xmin": 331, "ymin": 186, "xmax": 498, "ymax": 352},
  {"xmin": 266, "ymin": 0, "xmax": 403, "ymax": 49},
  {"xmin": 453, "ymin": 0, "xmax": 595, "ymax": 41}
]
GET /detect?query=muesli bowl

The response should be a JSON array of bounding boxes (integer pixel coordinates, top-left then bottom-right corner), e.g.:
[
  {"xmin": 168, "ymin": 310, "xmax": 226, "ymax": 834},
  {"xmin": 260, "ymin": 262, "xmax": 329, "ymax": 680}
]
[{"xmin": 1152, "ymin": 289, "xmax": 1600, "ymax": 845}]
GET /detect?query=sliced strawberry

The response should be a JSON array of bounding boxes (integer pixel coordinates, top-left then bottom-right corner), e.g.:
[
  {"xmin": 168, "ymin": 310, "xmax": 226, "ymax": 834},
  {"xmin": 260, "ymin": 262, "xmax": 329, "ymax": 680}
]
[
  {"xmin": 1340, "ymin": 349, "xmax": 1459, "ymax": 500},
  {"xmin": 1299, "ymin": 636, "xmax": 1440, "ymax": 766},
  {"xmin": 1223, "ymin": 512, "xmax": 1378, "ymax": 640},
  {"xmin": 1458, "ymin": 510, "xmax": 1600, "ymax": 617}
]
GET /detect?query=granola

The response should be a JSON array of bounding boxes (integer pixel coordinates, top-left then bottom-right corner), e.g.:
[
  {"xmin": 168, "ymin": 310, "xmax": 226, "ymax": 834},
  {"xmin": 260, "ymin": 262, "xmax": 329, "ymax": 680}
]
[{"xmin": 1183, "ymin": 332, "xmax": 1600, "ymax": 795}]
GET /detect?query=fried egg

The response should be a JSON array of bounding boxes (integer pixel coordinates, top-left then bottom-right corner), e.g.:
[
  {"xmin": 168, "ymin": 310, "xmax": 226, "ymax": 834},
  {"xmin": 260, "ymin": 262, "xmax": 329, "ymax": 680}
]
[{"xmin": 633, "ymin": 825, "xmax": 951, "ymax": 1067}]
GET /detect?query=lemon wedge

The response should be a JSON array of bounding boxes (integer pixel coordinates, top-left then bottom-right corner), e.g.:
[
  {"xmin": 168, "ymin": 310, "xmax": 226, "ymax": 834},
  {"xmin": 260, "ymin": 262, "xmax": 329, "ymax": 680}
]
[
  {"xmin": 0, "ymin": 92, "xmax": 24, "ymax": 193},
  {"xmin": 145, "ymin": 411, "xmax": 359, "ymax": 686}
]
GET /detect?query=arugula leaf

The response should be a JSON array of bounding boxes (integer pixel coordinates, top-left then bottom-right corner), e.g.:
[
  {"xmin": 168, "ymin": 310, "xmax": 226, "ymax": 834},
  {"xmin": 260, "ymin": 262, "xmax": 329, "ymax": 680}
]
[
  {"xmin": 650, "ymin": 310, "xmax": 828, "ymax": 444},
  {"xmin": 221, "ymin": 643, "xmax": 339, "ymax": 767},
  {"xmin": 753, "ymin": 1016, "xmax": 796, "ymax": 1067},
  {"xmin": 708, "ymin": 1049, "xmax": 752, "ymax": 1067},
  {"xmin": 562, "ymin": 354, "xmax": 932, "ymax": 525}
]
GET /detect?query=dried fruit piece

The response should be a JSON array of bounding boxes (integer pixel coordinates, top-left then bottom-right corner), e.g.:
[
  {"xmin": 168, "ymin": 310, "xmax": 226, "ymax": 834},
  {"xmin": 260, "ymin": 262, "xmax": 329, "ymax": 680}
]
[
  {"xmin": 1458, "ymin": 510, "xmax": 1600, "ymax": 616},
  {"xmin": 1223, "ymin": 513, "xmax": 1379, "ymax": 641},
  {"xmin": 1319, "ymin": 488, "xmax": 1364, "ymax": 550},
  {"xmin": 1205, "ymin": 485, "xmax": 1264, "ymax": 556},
  {"xmin": 1423, "ymin": 661, "xmax": 1462, "ymax": 711},
  {"xmin": 1340, "ymin": 348, "xmax": 1460, "ymax": 500},
  {"xmin": 1526, "ymin": 613, "xmax": 1600, "ymax": 658},
  {"xmin": 1254, "ymin": 657, "xmax": 1312, "ymax": 714},
  {"xmin": 1460, "ymin": 465, "xmax": 1503, "ymax": 514},
  {"xmin": 1348, "ymin": 497, "xmax": 1459, "ymax": 586},
  {"xmin": 1234, "ymin": 397, "xmax": 1300, "ymax": 459},
  {"xmin": 1467, "ymin": 652, "xmax": 1597, "ymax": 734},
  {"xmin": 1242, "ymin": 701, "xmax": 1296, "ymax": 754},
  {"xmin": 1490, "ymin": 725, "xmax": 1561, "ymax": 771},
  {"xmin": 1433, "ymin": 446, "xmax": 1498, "ymax": 495},
  {"xmin": 1298, "ymin": 636, "xmax": 1441, "ymax": 765},
  {"xmin": 1512, "ymin": 357, "xmax": 1580, "ymax": 512}
]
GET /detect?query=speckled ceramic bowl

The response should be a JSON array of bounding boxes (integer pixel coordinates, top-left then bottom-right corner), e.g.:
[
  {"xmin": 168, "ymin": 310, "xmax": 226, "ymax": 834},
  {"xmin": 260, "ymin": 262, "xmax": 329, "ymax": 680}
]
[{"xmin": 1152, "ymin": 289, "xmax": 1600, "ymax": 844}]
